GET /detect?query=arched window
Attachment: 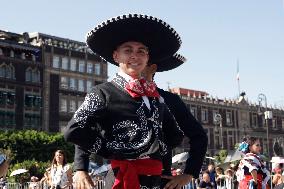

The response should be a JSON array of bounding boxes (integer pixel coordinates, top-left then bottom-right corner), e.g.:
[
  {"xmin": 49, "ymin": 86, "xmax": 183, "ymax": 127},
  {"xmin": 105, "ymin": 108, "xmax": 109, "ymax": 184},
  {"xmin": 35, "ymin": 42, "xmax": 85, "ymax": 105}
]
[
  {"xmin": 6, "ymin": 65, "xmax": 15, "ymax": 79},
  {"xmin": 21, "ymin": 52, "xmax": 26, "ymax": 60},
  {"xmin": 25, "ymin": 68, "xmax": 32, "ymax": 82},
  {"xmin": 10, "ymin": 50, "xmax": 14, "ymax": 58}
]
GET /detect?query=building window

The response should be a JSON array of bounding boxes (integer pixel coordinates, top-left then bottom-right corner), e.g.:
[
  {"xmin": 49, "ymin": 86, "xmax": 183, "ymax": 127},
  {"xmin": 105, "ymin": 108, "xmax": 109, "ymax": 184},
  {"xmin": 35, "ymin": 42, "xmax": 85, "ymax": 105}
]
[
  {"xmin": 86, "ymin": 80, "xmax": 93, "ymax": 93},
  {"xmin": 190, "ymin": 107, "xmax": 197, "ymax": 119},
  {"xmin": 60, "ymin": 76, "xmax": 68, "ymax": 89},
  {"xmin": 33, "ymin": 96, "xmax": 42, "ymax": 108},
  {"xmin": 21, "ymin": 52, "xmax": 26, "ymax": 60},
  {"xmin": 215, "ymin": 135, "xmax": 220, "ymax": 148},
  {"xmin": 24, "ymin": 114, "xmax": 40, "ymax": 127},
  {"xmin": 94, "ymin": 63, "xmax": 101, "ymax": 75},
  {"xmin": 201, "ymin": 109, "xmax": 208, "ymax": 123},
  {"xmin": 62, "ymin": 57, "xmax": 69, "ymax": 70},
  {"xmin": 0, "ymin": 92, "xmax": 15, "ymax": 107},
  {"xmin": 0, "ymin": 91, "xmax": 6, "ymax": 106},
  {"xmin": 60, "ymin": 98, "xmax": 67, "ymax": 112},
  {"xmin": 79, "ymin": 60, "xmax": 85, "ymax": 72},
  {"xmin": 25, "ymin": 94, "xmax": 34, "ymax": 107},
  {"xmin": 261, "ymin": 116, "xmax": 265, "ymax": 127},
  {"xmin": 0, "ymin": 48, "xmax": 3, "ymax": 55},
  {"xmin": 25, "ymin": 68, "xmax": 33, "ymax": 82},
  {"xmin": 87, "ymin": 62, "xmax": 93, "ymax": 74},
  {"xmin": 6, "ymin": 92, "xmax": 15, "ymax": 106},
  {"xmin": 251, "ymin": 113, "xmax": 257, "ymax": 127},
  {"xmin": 69, "ymin": 99, "xmax": 76, "ymax": 112},
  {"xmin": 213, "ymin": 110, "xmax": 219, "ymax": 124},
  {"xmin": 10, "ymin": 50, "xmax": 14, "ymax": 58},
  {"xmin": 6, "ymin": 111, "xmax": 15, "ymax": 126},
  {"xmin": 228, "ymin": 135, "xmax": 234, "ymax": 150},
  {"xmin": 32, "ymin": 54, "xmax": 36, "ymax": 61},
  {"xmin": 32, "ymin": 70, "xmax": 40, "ymax": 83},
  {"xmin": 0, "ymin": 64, "xmax": 15, "ymax": 79},
  {"xmin": 52, "ymin": 56, "xmax": 60, "ymax": 68},
  {"xmin": 226, "ymin": 111, "xmax": 233, "ymax": 125},
  {"xmin": 272, "ymin": 119, "xmax": 276, "ymax": 129},
  {"xmin": 70, "ymin": 58, "xmax": 77, "ymax": 71},
  {"xmin": 282, "ymin": 119, "xmax": 284, "ymax": 130},
  {"xmin": 0, "ymin": 64, "xmax": 5, "ymax": 77},
  {"xmin": 78, "ymin": 79, "xmax": 85, "ymax": 92},
  {"xmin": 69, "ymin": 78, "xmax": 77, "ymax": 90},
  {"xmin": 0, "ymin": 111, "xmax": 5, "ymax": 126},
  {"xmin": 6, "ymin": 65, "xmax": 13, "ymax": 79}
]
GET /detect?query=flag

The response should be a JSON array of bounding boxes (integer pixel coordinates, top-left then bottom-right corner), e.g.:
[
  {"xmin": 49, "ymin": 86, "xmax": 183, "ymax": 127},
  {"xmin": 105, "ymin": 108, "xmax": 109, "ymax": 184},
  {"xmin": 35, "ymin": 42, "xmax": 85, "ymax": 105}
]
[{"xmin": 236, "ymin": 59, "xmax": 240, "ymax": 81}]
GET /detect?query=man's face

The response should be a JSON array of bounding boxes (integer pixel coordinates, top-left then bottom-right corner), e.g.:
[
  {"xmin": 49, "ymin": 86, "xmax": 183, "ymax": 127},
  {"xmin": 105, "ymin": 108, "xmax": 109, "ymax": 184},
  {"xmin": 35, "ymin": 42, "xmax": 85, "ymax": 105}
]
[
  {"xmin": 203, "ymin": 173, "xmax": 210, "ymax": 183},
  {"xmin": 141, "ymin": 64, "xmax": 157, "ymax": 82},
  {"xmin": 113, "ymin": 41, "xmax": 149, "ymax": 78}
]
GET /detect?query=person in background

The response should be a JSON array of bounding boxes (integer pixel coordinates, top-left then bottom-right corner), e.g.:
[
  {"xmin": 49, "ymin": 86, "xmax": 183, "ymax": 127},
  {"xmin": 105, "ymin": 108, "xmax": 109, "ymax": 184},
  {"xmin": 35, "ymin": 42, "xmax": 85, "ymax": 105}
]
[
  {"xmin": 40, "ymin": 168, "xmax": 51, "ymax": 189},
  {"xmin": 206, "ymin": 164, "xmax": 217, "ymax": 189},
  {"xmin": 224, "ymin": 169, "xmax": 234, "ymax": 189},
  {"xmin": 0, "ymin": 154, "xmax": 9, "ymax": 178},
  {"xmin": 29, "ymin": 176, "xmax": 39, "ymax": 189},
  {"xmin": 0, "ymin": 177, "xmax": 7, "ymax": 189},
  {"xmin": 272, "ymin": 169, "xmax": 283, "ymax": 189},
  {"xmin": 236, "ymin": 137, "xmax": 270, "ymax": 189},
  {"xmin": 141, "ymin": 55, "xmax": 208, "ymax": 189},
  {"xmin": 198, "ymin": 172, "xmax": 213, "ymax": 189},
  {"xmin": 215, "ymin": 167, "xmax": 226, "ymax": 189},
  {"xmin": 49, "ymin": 150, "xmax": 72, "ymax": 189}
]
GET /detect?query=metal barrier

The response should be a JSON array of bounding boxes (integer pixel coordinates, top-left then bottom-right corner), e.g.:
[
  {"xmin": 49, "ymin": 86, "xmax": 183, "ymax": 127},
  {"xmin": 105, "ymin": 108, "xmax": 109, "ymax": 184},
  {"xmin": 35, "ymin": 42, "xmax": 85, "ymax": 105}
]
[
  {"xmin": 3, "ymin": 179, "xmax": 239, "ymax": 189},
  {"xmin": 5, "ymin": 181, "xmax": 105, "ymax": 189}
]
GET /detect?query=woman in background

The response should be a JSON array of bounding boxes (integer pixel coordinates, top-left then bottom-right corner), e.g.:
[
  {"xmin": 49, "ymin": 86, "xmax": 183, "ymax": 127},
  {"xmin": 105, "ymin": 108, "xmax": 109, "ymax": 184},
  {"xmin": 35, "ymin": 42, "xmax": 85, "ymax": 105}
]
[
  {"xmin": 236, "ymin": 137, "xmax": 270, "ymax": 189},
  {"xmin": 49, "ymin": 150, "xmax": 72, "ymax": 189}
]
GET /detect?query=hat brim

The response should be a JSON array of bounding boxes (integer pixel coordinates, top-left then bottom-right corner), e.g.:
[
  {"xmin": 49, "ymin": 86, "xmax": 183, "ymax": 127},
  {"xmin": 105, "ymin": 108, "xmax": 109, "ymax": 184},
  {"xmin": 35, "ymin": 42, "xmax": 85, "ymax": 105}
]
[
  {"xmin": 155, "ymin": 53, "xmax": 186, "ymax": 72},
  {"xmin": 86, "ymin": 14, "xmax": 181, "ymax": 64}
]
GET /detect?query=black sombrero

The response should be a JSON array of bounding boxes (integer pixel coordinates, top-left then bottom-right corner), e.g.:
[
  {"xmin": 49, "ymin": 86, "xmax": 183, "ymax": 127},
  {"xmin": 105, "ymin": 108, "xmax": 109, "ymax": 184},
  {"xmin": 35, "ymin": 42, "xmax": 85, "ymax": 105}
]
[
  {"xmin": 86, "ymin": 13, "xmax": 182, "ymax": 64},
  {"xmin": 155, "ymin": 53, "xmax": 186, "ymax": 72}
]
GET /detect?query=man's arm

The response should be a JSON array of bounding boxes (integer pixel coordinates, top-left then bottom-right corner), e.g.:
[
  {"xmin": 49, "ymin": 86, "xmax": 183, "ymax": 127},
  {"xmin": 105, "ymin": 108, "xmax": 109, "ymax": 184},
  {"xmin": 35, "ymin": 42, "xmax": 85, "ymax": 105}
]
[
  {"xmin": 73, "ymin": 145, "xmax": 95, "ymax": 189},
  {"xmin": 162, "ymin": 91, "xmax": 208, "ymax": 178}
]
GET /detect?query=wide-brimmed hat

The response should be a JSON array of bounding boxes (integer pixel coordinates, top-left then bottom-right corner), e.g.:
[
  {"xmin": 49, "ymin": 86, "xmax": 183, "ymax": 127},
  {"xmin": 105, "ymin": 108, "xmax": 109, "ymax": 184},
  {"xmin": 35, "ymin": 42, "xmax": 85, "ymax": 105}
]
[
  {"xmin": 155, "ymin": 53, "xmax": 186, "ymax": 72},
  {"xmin": 86, "ymin": 13, "xmax": 182, "ymax": 64}
]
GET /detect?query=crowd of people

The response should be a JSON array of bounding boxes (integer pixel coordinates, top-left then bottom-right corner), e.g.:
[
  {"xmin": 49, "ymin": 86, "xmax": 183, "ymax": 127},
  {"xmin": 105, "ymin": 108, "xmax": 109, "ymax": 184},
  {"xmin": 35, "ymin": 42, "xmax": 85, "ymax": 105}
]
[{"xmin": 1, "ymin": 143, "xmax": 284, "ymax": 189}]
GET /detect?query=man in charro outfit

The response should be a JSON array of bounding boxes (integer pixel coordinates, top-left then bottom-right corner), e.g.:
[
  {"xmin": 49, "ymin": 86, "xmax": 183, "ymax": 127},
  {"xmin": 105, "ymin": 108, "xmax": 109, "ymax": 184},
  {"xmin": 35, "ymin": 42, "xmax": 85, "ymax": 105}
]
[
  {"xmin": 142, "ymin": 54, "xmax": 208, "ymax": 189},
  {"xmin": 64, "ymin": 14, "xmax": 184, "ymax": 189},
  {"xmin": 73, "ymin": 54, "xmax": 208, "ymax": 189}
]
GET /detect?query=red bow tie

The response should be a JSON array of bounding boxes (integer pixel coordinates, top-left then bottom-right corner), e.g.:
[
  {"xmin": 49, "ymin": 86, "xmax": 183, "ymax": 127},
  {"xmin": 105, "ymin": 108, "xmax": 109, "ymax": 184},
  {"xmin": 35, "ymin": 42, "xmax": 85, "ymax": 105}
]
[{"xmin": 125, "ymin": 78, "xmax": 160, "ymax": 98}]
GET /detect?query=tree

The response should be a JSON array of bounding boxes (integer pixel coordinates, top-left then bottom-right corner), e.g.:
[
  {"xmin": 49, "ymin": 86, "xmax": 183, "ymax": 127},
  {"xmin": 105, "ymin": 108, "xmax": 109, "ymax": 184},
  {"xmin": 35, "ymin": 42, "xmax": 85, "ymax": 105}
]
[
  {"xmin": 214, "ymin": 149, "xmax": 228, "ymax": 164},
  {"xmin": 0, "ymin": 130, "xmax": 74, "ymax": 163}
]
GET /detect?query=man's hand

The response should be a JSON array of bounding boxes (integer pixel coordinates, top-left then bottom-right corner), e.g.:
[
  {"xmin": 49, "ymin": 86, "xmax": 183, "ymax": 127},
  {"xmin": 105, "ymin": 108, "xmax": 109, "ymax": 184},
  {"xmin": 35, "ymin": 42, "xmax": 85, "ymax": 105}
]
[
  {"xmin": 161, "ymin": 174, "xmax": 193, "ymax": 189},
  {"xmin": 73, "ymin": 171, "xmax": 95, "ymax": 189}
]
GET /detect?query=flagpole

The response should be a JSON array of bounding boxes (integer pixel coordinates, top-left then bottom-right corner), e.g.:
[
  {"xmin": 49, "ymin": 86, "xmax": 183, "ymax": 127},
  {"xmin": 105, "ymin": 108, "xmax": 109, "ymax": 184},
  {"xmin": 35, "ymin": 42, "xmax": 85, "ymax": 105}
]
[{"xmin": 237, "ymin": 59, "xmax": 241, "ymax": 96}]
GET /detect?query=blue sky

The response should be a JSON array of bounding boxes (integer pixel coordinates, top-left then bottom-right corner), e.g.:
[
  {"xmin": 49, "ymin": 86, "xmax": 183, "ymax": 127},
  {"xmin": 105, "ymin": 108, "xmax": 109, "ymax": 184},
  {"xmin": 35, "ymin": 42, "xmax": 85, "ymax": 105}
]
[{"xmin": 1, "ymin": 0, "xmax": 284, "ymax": 107}]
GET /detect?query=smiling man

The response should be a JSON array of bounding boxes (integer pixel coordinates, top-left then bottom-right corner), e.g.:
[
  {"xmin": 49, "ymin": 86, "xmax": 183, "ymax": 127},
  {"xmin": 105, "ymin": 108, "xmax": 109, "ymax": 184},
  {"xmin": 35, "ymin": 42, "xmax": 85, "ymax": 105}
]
[{"xmin": 64, "ymin": 14, "xmax": 184, "ymax": 189}]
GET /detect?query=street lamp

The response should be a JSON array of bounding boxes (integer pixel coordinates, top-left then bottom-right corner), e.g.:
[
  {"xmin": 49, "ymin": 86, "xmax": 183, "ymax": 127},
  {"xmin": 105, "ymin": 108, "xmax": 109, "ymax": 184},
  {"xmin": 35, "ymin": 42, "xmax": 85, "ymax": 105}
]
[
  {"xmin": 258, "ymin": 93, "xmax": 273, "ymax": 157},
  {"xmin": 214, "ymin": 113, "xmax": 223, "ymax": 149}
]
